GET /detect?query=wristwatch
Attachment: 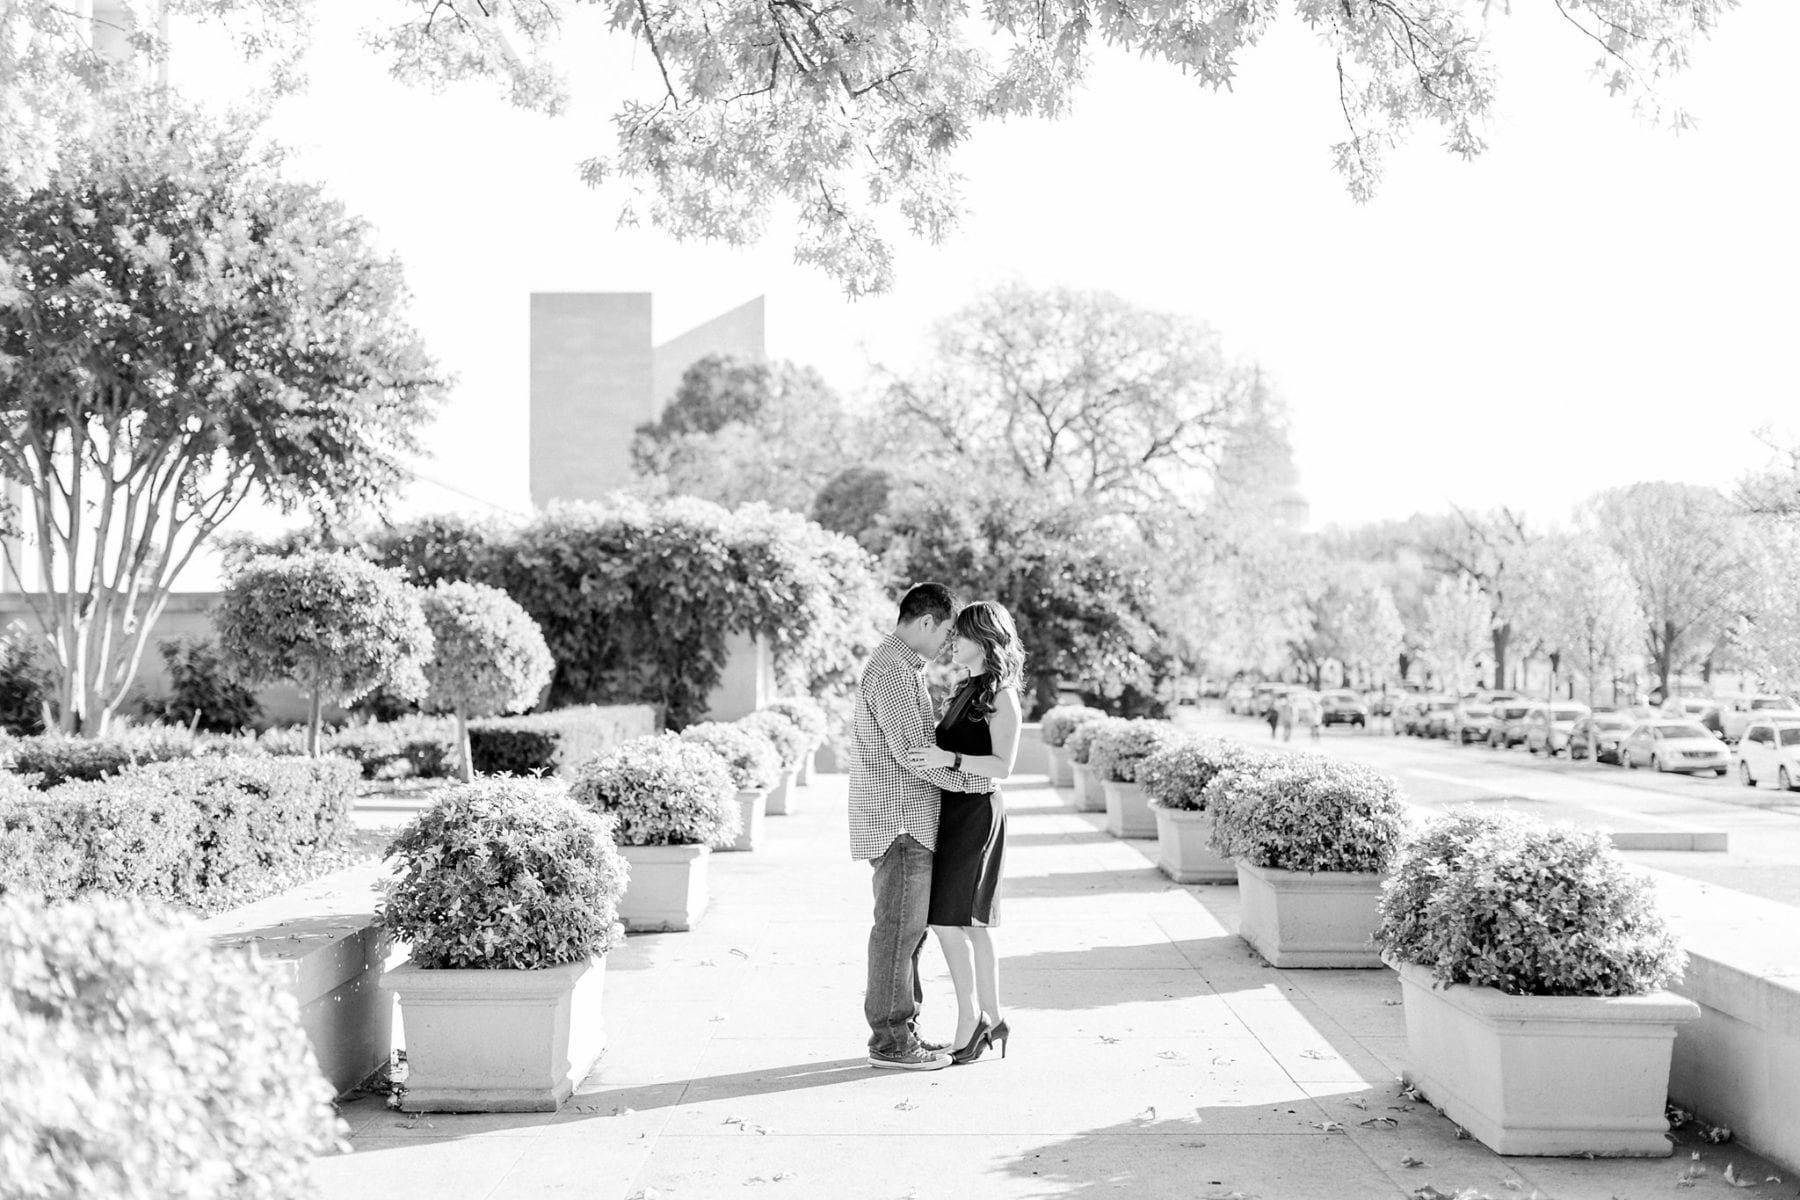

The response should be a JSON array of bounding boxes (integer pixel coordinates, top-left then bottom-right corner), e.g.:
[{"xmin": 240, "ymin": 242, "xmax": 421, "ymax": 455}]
[{"xmin": 951, "ymin": 752, "xmax": 963, "ymax": 772}]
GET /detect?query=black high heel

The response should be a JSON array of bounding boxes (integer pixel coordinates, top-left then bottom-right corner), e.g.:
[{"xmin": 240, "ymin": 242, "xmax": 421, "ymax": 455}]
[
  {"xmin": 951, "ymin": 1016, "xmax": 992, "ymax": 1065},
  {"xmin": 988, "ymin": 1017, "xmax": 1010, "ymax": 1060}
]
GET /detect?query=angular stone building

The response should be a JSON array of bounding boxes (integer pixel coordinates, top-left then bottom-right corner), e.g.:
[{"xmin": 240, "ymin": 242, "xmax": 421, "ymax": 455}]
[{"xmin": 528, "ymin": 293, "xmax": 766, "ymax": 507}]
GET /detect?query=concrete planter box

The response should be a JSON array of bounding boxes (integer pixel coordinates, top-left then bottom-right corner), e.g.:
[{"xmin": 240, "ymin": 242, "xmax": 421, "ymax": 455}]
[
  {"xmin": 766, "ymin": 766, "xmax": 801, "ymax": 815},
  {"xmin": 380, "ymin": 956, "xmax": 607, "ymax": 1112},
  {"xmin": 1235, "ymin": 859, "xmax": 1387, "ymax": 968},
  {"xmin": 1394, "ymin": 960, "xmax": 1699, "ymax": 1157},
  {"xmin": 1102, "ymin": 779, "xmax": 1157, "ymax": 839},
  {"xmin": 1152, "ymin": 806, "xmax": 1235, "ymax": 883},
  {"xmin": 722, "ymin": 788, "xmax": 768, "ymax": 852},
  {"xmin": 1071, "ymin": 762, "xmax": 1107, "ymax": 812},
  {"xmin": 618, "ymin": 843, "xmax": 711, "ymax": 931},
  {"xmin": 1046, "ymin": 745, "xmax": 1074, "ymax": 788}
]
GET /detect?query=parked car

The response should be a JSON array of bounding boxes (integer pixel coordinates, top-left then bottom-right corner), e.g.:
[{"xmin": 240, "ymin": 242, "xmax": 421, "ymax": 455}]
[
  {"xmin": 1718, "ymin": 695, "xmax": 1800, "ymax": 743},
  {"xmin": 1419, "ymin": 697, "xmax": 1460, "ymax": 739},
  {"xmin": 1621, "ymin": 721, "xmax": 1731, "ymax": 775},
  {"xmin": 1369, "ymin": 687, "xmax": 1414, "ymax": 717},
  {"xmin": 1450, "ymin": 699, "xmax": 1493, "ymax": 744},
  {"xmin": 1659, "ymin": 696, "xmax": 1725, "ymax": 736},
  {"xmin": 1568, "ymin": 713, "xmax": 1638, "ymax": 765},
  {"xmin": 1319, "ymin": 689, "xmax": 1368, "ymax": 727},
  {"xmin": 1523, "ymin": 703, "xmax": 1593, "ymax": 756},
  {"xmin": 1486, "ymin": 700, "xmax": 1536, "ymax": 749},
  {"xmin": 1224, "ymin": 681, "xmax": 1256, "ymax": 714},
  {"xmin": 1737, "ymin": 720, "xmax": 1800, "ymax": 790}
]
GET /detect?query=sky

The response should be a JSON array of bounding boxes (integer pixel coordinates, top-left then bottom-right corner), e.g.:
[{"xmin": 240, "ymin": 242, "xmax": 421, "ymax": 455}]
[{"xmin": 170, "ymin": 1, "xmax": 1800, "ymax": 566}]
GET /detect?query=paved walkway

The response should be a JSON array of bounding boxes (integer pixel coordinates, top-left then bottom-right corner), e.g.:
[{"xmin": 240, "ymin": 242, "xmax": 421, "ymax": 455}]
[{"xmin": 312, "ymin": 771, "xmax": 1787, "ymax": 1200}]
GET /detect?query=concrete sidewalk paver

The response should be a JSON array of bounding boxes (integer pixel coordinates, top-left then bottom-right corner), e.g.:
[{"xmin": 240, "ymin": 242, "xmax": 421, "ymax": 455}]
[{"xmin": 313, "ymin": 772, "xmax": 1791, "ymax": 1200}]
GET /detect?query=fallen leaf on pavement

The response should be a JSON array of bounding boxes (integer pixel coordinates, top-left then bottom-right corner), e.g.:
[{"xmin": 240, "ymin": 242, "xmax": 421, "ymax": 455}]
[
  {"xmin": 1700, "ymin": 1124, "xmax": 1734, "ymax": 1144},
  {"xmin": 1155, "ymin": 1050, "xmax": 1184, "ymax": 1060},
  {"xmin": 894, "ymin": 1098, "xmax": 919, "ymax": 1111},
  {"xmin": 1300, "ymin": 1049, "xmax": 1334, "ymax": 1060},
  {"xmin": 1359, "ymin": 1117, "xmax": 1398, "ymax": 1129},
  {"xmin": 1310, "ymin": 1121, "xmax": 1345, "ymax": 1133},
  {"xmin": 1098, "ymin": 1035, "xmax": 1120, "ymax": 1044},
  {"xmin": 1500, "ymin": 1181, "xmax": 1525, "ymax": 1192},
  {"xmin": 1400, "ymin": 1155, "xmax": 1427, "ymax": 1168},
  {"xmin": 1722, "ymin": 1163, "xmax": 1756, "ymax": 1188},
  {"xmin": 1211, "ymin": 1056, "xmax": 1237, "ymax": 1065},
  {"xmin": 1346, "ymin": 1097, "xmax": 1369, "ymax": 1111},
  {"xmin": 1135, "ymin": 1106, "xmax": 1157, "ymax": 1121}
]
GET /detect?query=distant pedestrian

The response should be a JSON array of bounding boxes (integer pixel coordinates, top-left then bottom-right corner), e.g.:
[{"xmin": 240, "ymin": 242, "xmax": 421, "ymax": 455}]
[
  {"xmin": 1292, "ymin": 691, "xmax": 1322, "ymax": 741},
  {"xmin": 1276, "ymin": 695, "xmax": 1295, "ymax": 742},
  {"xmin": 1264, "ymin": 701, "xmax": 1280, "ymax": 739}
]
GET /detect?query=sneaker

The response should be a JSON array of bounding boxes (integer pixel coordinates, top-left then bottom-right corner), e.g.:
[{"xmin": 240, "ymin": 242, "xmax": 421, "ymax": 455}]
[{"xmin": 868, "ymin": 1045, "xmax": 952, "ymax": 1071}]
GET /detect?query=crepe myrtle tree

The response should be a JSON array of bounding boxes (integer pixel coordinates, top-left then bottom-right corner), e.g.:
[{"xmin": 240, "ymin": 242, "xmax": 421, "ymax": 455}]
[
  {"xmin": 2, "ymin": 3, "xmax": 1739, "ymax": 297},
  {"xmin": 0, "ymin": 98, "xmax": 443, "ymax": 735},
  {"xmin": 419, "ymin": 579, "xmax": 555, "ymax": 782},
  {"xmin": 214, "ymin": 553, "xmax": 434, "ymax": 757}
]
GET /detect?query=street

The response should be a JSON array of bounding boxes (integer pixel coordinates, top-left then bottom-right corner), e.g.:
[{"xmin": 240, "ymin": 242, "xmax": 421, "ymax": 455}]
[{"xmin": 1173, "ymin": 705, "xmax": 1800, "ymax": 910}]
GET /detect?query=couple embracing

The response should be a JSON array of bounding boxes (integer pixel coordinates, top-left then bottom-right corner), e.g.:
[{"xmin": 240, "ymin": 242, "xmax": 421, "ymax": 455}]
[{"xmin": 849, "ymin": 582, "xmax": 1024, "ymax": 1072}]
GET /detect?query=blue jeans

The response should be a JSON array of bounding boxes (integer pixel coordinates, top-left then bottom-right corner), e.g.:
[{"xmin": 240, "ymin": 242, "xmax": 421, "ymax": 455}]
[{"xmin": 865, "ymin": 833, "xmax": 933, "ymax": 1055}]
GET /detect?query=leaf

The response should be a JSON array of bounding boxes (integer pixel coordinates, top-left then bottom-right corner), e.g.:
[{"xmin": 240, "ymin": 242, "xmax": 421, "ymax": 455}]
[
  {"xmin": 1722, "ymin": 1164, "xmax": 1756, "ymax": 1188},
  {"xmin": 1360, "ymin": 1117, "xmax": 1399, "ymax": 1129},
  {"xmin": 1098, "ymin": 1035, "xmax": 1120, "ymax": 1044},
  {"xmin": 1401, "ymin": 1155, "xmax": 1427, "ymax": 1168},
  {"xmin": 1135, "ymin": 1106, "xmax": 1157, "ymax": 1121},
  {"xmin": 1346, "ymin": 1097, "xmax": 1369, "ymax": 1111},
  {"xmin": 1300, "ymin": 1049, "xmax": 1334, "ymax": 1060},
  {"xmin": 894, "ymin": 1098, "xmax": 919, "ymax": 1111},
  {"xmin": 1155, "ymin": 1050, "xmax": 1184, "ymax": 1060},
  {"xmin": 1311, "ymin": 1120, "xmax": 1345, "ymax": 1133},
  {"xmin": 1700, "ymin": 1124, "xmax": 1734, "ymax": 1144}
]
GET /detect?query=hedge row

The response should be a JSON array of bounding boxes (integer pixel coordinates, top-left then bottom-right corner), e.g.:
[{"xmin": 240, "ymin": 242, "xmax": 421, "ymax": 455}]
[{"xmin": 0, "ymin": 756, "xmax": 360, "ymax": 910}]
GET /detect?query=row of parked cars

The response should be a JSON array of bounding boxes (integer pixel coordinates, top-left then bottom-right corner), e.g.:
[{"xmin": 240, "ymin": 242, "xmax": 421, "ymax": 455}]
[
  {"xmin": 1223, "ymin": 679, "xmax": 1800, "ymax": 789},
  {"xmin": 1392, "ymin": 689, "xmax": 1800, "ymax": 786}
]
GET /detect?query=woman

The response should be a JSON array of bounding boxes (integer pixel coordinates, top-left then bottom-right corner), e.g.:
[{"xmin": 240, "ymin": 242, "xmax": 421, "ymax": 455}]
[{"xmin": 906, "ymin": 600, "xmax": 1022, "ymax": 1066}]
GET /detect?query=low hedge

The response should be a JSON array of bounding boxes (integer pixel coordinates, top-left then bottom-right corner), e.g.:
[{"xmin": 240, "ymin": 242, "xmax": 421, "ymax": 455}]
[
  {"xmin": 1040, "ymin": 704, "xmax": 1106, "ymax": 748},
  {"xmin": 0, "ymin": 894, "xmax": 347, "ymax": 1197},
  {"xmin": 0, "ymin": 756, "xmax": 360, "ymax": 910},
  {"xmin": 468, "ymin": 705, "xmax": 657, "ymax": 777},
  {"xmin": 4, "ymin": 727, "xmax": 198, "ymax": 787},
  {"xmin": 317, "ymin": 715, "xmax": 456, "ymax": 779},
  {"xmin": 1138, "ymin": 738, "xmax": 1249, "ymax": 812}
]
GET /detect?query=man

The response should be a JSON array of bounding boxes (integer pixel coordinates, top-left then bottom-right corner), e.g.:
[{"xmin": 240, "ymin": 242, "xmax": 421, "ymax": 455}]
[{"xmin": 851, "ymin": 582, "xmax": 986, "ymax": 1071}]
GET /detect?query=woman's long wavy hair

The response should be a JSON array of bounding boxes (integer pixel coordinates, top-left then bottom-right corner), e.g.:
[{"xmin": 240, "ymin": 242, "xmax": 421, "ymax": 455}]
[{"xmin": 955, "ymin": 600, "xmax": 1026, "ymax": 720}]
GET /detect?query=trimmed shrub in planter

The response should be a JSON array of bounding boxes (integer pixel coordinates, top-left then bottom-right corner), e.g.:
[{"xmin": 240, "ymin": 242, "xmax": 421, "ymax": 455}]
[
  {"xmin": 377, "ymin": 780, "xmax": 627, "ymax": 1111},
  {"xmin": 681, "ymin": 721, "xmax": 781, "ymax": 852},
  {"xmin": 0, "ymin": 628, "xmax": 48, "ymax": 736},
  {"xmin": 1376, "ymin": 809, "xmax": 1696, "ymax": 1156},
  {"xmin": 0, "ymin": 894, "xmax": 347, "ymax": 1194},
  {"xmin": 1089, "ymin": 719, "xmax": 1184, "ymax": 838},
  {"xmin": 419, "ymin": 579, "xmax": 556, "ymax": 782},
  {"xmin": 1207, "ymin": 755, "xmax": 1408, "ymax": 967},
  {"xmin": 1138, "ymin": 738, "xmax": 1247, "ymax": 883},
  {"xmin": 739, "ymin": 708, "xmax": 809, "ymax": 815},
  {"xmin": 765, "ymin": 696, "xmax": 830, "ymax": 783},
  {"xmin": 467, "ymin": 705, "xmax": 657, "ymax": 777},
  {"xmin": 1065, "ymin": 716, "xmax": 1126, "ymax": 813},
  {"xmin": 1039, "ymin": 704, "xmax": 1105, "ymax": 787},
  {"xmin": 570, "ymin": 735, "xmax": 739, "ymax": 931}
]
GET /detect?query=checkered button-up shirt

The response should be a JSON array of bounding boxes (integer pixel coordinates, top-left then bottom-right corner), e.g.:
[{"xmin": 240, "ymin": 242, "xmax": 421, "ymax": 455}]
[{"xmin": 848, "ymin": 633, "xmax": 988, "ymax": 861}]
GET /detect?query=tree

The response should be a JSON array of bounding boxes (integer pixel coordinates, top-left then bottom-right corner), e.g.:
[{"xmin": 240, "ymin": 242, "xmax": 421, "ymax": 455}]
[
  {"xmin": 1414, "ymin": 506, "xmax": 1533, "ymax": 690},
  {"xmin": 1583, "ymin": 482, "xmax": 1756, "ymax": 698},
  {"xmin": 882, "ymin": 284, "xmax": 1254, "ymax": 514},
  {"xmin": 811, "ymin": 465, "xmax": 895, "ymax": 553},
  {"xmin": 0, "ymin": 100, "xmax": 443, "ymax": 735},
  {"xmin": 1731, "ymin": 522, "xmax": 1800, "ymax": 695},
  {"xmin": 214, "ymin": 553, "xmax": 434, "ymax": 756},
  {"xmin": 880, "ymin": 481, "xmax": 1158, "ymax": 714},
  {"xmin": 3, "ymin": 4, "xmax": 1741, "ymax": 296},
  {"xmin": 419, "ymin": 580, "xmax": 555, "ymax": 782},
  {"xmin": 1418, "ymin": 574, "xmax": 1492, "ymax": 696},
  {"xmin": 630, "ymin": 355, "xmax": 870, "ymax": 513},
  {"xmin": 1510, "ymin": 534, "xmax": 1644, "ymax": 708}
]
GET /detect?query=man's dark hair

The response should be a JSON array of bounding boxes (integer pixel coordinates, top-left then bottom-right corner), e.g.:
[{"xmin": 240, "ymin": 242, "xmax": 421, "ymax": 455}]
[{"xmin": 897, "ymin": 582, "xmax": 957, "ymax": 625}]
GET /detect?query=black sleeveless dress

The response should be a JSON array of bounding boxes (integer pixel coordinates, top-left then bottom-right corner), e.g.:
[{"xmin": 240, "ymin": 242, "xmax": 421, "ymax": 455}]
[{"xmin": 928, "ymin": 675, "xmax": 1006, "ymax": 927}]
